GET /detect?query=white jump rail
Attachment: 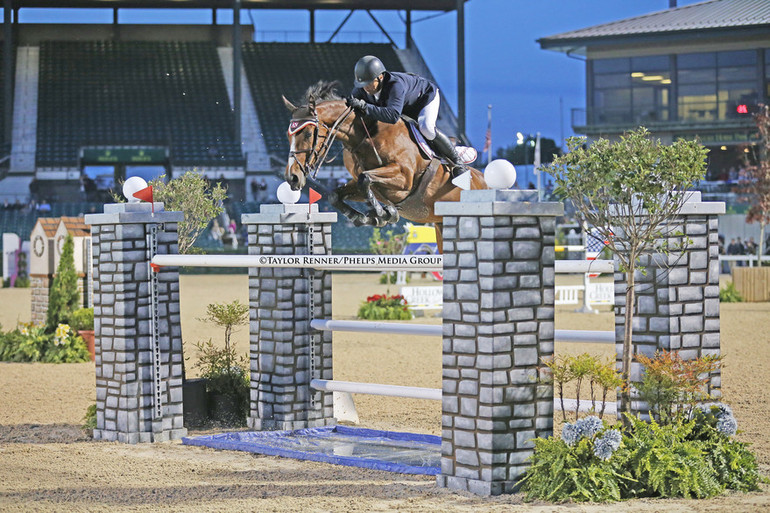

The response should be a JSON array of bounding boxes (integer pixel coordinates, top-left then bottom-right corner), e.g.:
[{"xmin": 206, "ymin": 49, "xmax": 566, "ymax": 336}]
[
  {"xmin": 554, "ymin": 260, "xmax": 614, "ymax": 274},
  {"xmin": 152, "ymin": 254, "xmax": 613, "ymax": 274},
  {"xmin": 310, "ymin": 379, "xmax": 442, "ymax": 401},
  {"xmin": 151, "ymin": 254, "xmax": 443, "ymax": 271},
  {"xmin": 313, "ymin": 379, "xmax": 617, "ymax": 414},
  {"xmin": 311, "ymin": 319, "xmax": 614, "ymax": 344}
]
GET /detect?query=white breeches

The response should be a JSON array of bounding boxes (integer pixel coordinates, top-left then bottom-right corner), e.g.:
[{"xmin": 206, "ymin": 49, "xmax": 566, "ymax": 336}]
[{"xmin": 418, "ymin": 89, "xmax": 441, "ymax": 141}]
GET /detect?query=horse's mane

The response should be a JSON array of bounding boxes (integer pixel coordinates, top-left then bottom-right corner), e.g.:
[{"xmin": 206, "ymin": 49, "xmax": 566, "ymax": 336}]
[{"xmin": 303, "ymin": 80, "xmax": 343, "ymax": 104}]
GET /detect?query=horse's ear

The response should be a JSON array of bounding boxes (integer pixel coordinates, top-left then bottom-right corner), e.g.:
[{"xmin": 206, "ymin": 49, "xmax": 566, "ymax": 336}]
[
  {"xmin": 308, "ymin": 95, "xmax": 316, "ymax": 112},
  {"xmin": 282, "ymin": 95, "xmax": 297, "ymax": 112}
]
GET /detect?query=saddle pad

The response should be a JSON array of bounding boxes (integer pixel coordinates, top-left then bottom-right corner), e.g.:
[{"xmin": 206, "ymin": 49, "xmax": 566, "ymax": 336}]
[{"xmin": 407, "ymin": 123, "xmax": 477, "ymax": 165}]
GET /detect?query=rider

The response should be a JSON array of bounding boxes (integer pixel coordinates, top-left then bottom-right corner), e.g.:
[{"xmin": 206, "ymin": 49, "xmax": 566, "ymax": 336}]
[{"xmin": 346, "ymin": 55, "xmax": 468, "ymax": 179}]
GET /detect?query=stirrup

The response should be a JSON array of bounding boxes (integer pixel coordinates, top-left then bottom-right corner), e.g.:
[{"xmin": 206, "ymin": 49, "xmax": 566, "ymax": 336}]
[{"xmin": 450, "ymin": 165, "xmax": 468, "ymax": 179}]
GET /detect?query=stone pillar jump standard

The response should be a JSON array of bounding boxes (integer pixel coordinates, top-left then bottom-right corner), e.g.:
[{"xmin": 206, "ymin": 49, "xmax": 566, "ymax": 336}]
[
  {"xmin": 435, "ymin": 190, "xmax": 563, "ymax": 496},
  {"xmin": 613, "ymin": 191, "xmax": 726, "ymax": 417},
  {"xmin": 243, "ymin": 204, "xmax": 338, "ymax": 431},
  {"xmin": 85, "ymin": 202, "xmax": 186, "ymax": 444}
]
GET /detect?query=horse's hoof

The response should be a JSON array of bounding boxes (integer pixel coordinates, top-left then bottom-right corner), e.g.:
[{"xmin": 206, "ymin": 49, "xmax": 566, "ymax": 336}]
[{"xmin": 384, "ymin": 205, "xmax": 399, "ymax": 223}]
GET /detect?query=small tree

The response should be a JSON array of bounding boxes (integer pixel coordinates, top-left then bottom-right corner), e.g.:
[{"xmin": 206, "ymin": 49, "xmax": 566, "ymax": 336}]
[
  {"xmin": 46, "ymin": 235, "xmax": 80, "ymax": 333},
  {"xmin": 547, "ymin": 128, "xmax": 707, "ymax": 422},
  {"xmin": 739, "ymin": 103, "xmax": 770, "ymax": 259},
  {"xmin": 148, "ymin": 171, "xmax": 227, "ymax": 254}
]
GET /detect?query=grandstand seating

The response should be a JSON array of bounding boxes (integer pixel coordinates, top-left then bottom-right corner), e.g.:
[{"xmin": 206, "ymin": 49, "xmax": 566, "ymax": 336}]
[
  {"xmin": 36, "ymin": 41, "xmax": 243, "ymax": 168},
  {"xmin": 241, "ymin": 43, "xmax": 404, "ymax": 160}
]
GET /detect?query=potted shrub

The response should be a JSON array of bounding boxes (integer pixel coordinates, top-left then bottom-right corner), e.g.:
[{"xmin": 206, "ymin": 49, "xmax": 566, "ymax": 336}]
[
  {"xmin": 193, "ymin": 300, "xmax": 250, "ymax": 426},
  {"xmin": 70, "ymin": 308, "xmax": 95, "ymax": 361}
]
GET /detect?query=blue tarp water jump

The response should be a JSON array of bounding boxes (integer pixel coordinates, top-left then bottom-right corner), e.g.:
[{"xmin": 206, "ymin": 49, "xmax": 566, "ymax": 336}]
[{"xmin": 182, "ymin": 425, "xmax": 441, "ymax": 475}]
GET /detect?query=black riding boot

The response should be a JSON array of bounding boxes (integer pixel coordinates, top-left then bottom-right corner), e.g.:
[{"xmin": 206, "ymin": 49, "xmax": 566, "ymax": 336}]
[{"xmin": 430, "ymin": 130, "xmax": 467, "ymax": 178}]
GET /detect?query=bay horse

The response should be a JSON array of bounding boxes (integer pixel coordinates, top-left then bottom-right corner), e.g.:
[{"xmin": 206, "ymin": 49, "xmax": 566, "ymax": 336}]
[{"xmin": 283, "ymin": 81, "xmax": 487, "ymax": 250}]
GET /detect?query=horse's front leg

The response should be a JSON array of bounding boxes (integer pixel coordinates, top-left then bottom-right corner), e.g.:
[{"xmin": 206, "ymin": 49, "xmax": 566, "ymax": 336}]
[
  {"xmin": 327, "ymin": 179, "xmax": 377, "ymax": 227},
  {"xmin": 357, "ymin": 165, "xmax": 408, "ymax": 227}
]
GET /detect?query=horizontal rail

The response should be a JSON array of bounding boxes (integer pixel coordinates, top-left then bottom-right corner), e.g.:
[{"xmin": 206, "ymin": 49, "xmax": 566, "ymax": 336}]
[
  {"xmin": 320, "ymin": 380, "xmax": 618, "ymax": 414},
  {"xmin": 312, "ymin": 319, "xmax": 613, "ymax": 344},
  {"xmin": 554, "ymin": 260, "xmax": 614, "ymax": 274},
  {"xmin": 310, "ymin": 379, "xmax": 442, "ymax": 401},
  {"xmin": 311, "ymin": 319, "xmax": 441, "ymax": 336},
  {"xmin": 555, "ymin": 329, "xmax": 615, "ymax": 344},
  {"xmin": 152, "ymin": 254, "xmax": 442, "ymax": 271},
  {"xmin": 554, "ymin": 245, "xmax": 586, "ymax": 252},
  {"xmin": 152, "ymin": 254, "xmax": 613, "ymax": 274}
]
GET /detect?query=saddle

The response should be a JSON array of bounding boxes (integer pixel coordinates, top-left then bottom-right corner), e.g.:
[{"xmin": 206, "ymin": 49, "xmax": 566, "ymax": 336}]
[{"xmin": 403, "ymin": 118, "xmax": 477, "ymax": 165}]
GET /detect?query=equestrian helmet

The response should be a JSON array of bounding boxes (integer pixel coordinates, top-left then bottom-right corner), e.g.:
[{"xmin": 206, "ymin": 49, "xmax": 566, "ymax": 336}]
[{"xmin": 354, "ymin": 55, "xmax": 386, "ymax": 88}]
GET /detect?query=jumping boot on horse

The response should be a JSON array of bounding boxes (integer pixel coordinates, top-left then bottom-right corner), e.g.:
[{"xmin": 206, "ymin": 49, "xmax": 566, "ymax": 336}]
[{"xmin": 430, "ymin": 130, "xmax": 468, "ymax": 180}]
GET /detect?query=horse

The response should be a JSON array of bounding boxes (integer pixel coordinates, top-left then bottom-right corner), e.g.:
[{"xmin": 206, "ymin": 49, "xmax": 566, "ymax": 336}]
[{"xmin": 283, "ymin": 81, "xmax": 487, "ymax": 251}]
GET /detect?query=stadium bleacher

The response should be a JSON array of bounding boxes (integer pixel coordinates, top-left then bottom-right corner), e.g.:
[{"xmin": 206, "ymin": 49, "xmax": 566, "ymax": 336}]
[
  {"xmin": 241, "ymin": 42, "xmax": 404, "ymax": 159},
  {"xmin": 36, "ymin": 41, "xmax": 243, "ymax": 168}
]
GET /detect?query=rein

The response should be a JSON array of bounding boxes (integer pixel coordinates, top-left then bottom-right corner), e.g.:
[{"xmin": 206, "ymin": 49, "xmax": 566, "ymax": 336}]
[{"xmin": 288, "ymin": 105, "xmax": 354, "ymax": 180}]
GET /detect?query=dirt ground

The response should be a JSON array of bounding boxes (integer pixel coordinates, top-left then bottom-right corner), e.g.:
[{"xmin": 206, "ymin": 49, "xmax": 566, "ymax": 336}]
[{"xmin": 1, "ymin": 274, "xmax": 768, "ymax": 512}]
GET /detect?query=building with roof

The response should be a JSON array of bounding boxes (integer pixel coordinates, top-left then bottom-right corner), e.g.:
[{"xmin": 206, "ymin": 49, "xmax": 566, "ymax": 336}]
[
  {"xmin": 29, "ymin": 216, "xmax": 91, "ymax": 325},
  {"xmin": 538, "ymin": 0, "xmax": 770, "ymax": 193}
]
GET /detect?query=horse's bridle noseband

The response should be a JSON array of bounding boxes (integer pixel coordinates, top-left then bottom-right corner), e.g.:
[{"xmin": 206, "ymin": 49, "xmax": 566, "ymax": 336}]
[{"xmin": 287, "ymin": 105, "xmax": 353, "ymax": 179}]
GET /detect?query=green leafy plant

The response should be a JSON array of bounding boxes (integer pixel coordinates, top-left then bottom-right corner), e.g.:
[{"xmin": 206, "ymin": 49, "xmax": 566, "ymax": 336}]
[
  {"xmin": 194, "ymin": 300, "xmax": 250, "ymax": 425},
  {"xmin": 357, "ymin": 294, "xmax": 412, "ymax": 320},
  {"xmin": 46, "ymin": 235, "xmax": 80, "ymax": 333},
  {"xmin": 635, "ymin": 350, "xmax": 722, "ymax": 424},
  {"xmin": 719, "ymin": 281, "xmax": 743, "ymax": 302},
  {"xmin": 688, "ymin": 404, "xmax": 762, "ymax": 492},
  {"xmin": 151, "ymin": 172, "xmax": 227, "ymax": 254},
  {"xmin": 521, "ymin": 416, "xmax": 630, "ymax": 502},
  {"xmin": 41, "ymin": 323, "xmax": 90, "ymax": 363},
  {"xmin": 543, "ymin": 354, "xmax": 622, "ymax": 421},
  {"xmin": 82, "ymin": 403, "xmax": 97, "ymax": 435},
  {"xmin": 543, "ymin": 355, "xmax": 574, "ymax": 422},
  {"xmin": 621, "ymin": 415, "xmax": 722, "ymax": 499},
  {"xmin": 69, "ymin": 307, "xmax": 94, "ymax": 331},
  {"xmin": 0, "ymin": 322, "xmax": 89, "ymax": 363},
  {"xmin": 548, "ymin": 128, "xmax": 708, "ymax": 423}
]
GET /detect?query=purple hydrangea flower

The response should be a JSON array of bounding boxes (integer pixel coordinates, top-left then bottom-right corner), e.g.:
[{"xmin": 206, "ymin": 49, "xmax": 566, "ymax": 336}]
[
  {"xmin": 562, "ymin": 423, "xmax": 579, "ymax": 446},
  {"xmin": 717, "ymin": 415, "xmax": 738, "ymax": 436},
  {"xmin": 575, "ymin": 415, "xmax": 603, "ymax": 438},
  {"xmin": 593, "ymin": 437, "xmax": 615, "ymax": 460},
  {"xmin": 601, "ymin": 429, "xmax": 622, "ymax": 450}
]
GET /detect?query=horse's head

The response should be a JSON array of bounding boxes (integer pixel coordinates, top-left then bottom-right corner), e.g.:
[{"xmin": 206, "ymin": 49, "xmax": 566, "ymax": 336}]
[
  {"xmin": 283, "ymin": 95, "xmax": 323, "ymax": 191},
  {"xmin": 283, "ymin": 81, "xmax": 348, "ymax": 191}
]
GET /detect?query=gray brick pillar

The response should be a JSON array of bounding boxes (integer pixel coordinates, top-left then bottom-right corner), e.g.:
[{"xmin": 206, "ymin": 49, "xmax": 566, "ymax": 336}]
[
  {"xmin": 435, "ymin": 190, "xmax": 563, "ymax": 496},
  {"xmin": 243, "ymin": 204, "xmax": 337, "ymax": 430},
  {"xmin": 85, "ymin": 203, "xmax": 186, "ymax": 443},
  {"xmin": 613, "ymin": 192, "xmax": 725, "ymax": 416}
]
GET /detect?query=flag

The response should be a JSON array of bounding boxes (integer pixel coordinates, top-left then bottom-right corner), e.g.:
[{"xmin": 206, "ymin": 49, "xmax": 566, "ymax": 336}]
[
  {"xmin": 309, "ymin": 188, "xmax": 322, "ymax": 205},
  {"xmin": 133, "ymin": 185, "xmax": 154, "ymax": 213},
  {"xmin": 585, "ymin": 227, "xmax": 611, "ymax": 277}
]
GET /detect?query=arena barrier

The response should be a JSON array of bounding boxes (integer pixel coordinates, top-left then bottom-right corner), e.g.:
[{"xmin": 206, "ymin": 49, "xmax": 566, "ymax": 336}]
[{"xmin": 86, "ymin": 190, "xmax": 725, "ymax": 497}]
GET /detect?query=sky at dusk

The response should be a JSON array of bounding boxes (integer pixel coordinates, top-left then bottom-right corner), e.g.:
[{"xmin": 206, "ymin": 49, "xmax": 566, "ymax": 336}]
[{"xmin": 16, "ymin": 0, "xmax": 706, "ymax": 155}]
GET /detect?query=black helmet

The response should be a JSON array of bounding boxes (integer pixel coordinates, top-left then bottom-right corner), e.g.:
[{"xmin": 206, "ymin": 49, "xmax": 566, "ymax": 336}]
[{"xmin": 354, "ymin": 55, "xmax": 386, "ymax": 88}]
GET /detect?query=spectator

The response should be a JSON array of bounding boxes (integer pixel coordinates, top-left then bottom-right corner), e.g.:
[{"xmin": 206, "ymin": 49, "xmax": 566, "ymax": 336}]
[
  {"xmin": 37, "ymin": 199, "xmax": 51, "ymax": 212},
  {"xmin": 259, "ymin": 178, "xmax": 268, "ymax": 202},
  {"xmin": 210, "ymin": 219, "xmax": 224, "ymax": 246},
  {"xmin": 250, "ymin": 178, "xmax": 259, "ymax": 201}
]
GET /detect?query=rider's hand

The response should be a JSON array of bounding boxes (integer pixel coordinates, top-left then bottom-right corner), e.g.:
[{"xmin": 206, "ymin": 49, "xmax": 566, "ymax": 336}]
[{"xmin": 346, "ymin": 96, "xmax": 367, "ymax": 112}]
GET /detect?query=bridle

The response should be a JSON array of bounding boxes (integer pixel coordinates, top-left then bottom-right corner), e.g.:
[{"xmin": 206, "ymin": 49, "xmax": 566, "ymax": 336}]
[{"xmin": 287, "ymin": 104, "xmax": 354, "ymax": 179}]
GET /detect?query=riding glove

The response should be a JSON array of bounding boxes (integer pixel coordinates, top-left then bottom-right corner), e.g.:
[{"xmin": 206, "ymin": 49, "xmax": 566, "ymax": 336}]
[{"xmin": 346, "ymin": 96, "xmax": 368, "ymax": 112}]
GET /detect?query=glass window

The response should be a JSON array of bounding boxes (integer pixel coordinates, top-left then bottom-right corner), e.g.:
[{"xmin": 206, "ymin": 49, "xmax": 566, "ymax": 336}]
[
  {"xmin": 631, "ymin": 55, "xmax": 669, "ymax": 72},
  {"xmin": 717, "ymin": 50, "xmax": 756, "ymax": 67},
  {"xmin": 593, "ymin": 58, "xmax": 630, "ymax": 74},
  {"xmin": 678, "ymin": 52, "xmax": 716, "ymax": 68},
  {"xmin": 676, "ymin": 50, "xmax": 759, "ymax": 122}
]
